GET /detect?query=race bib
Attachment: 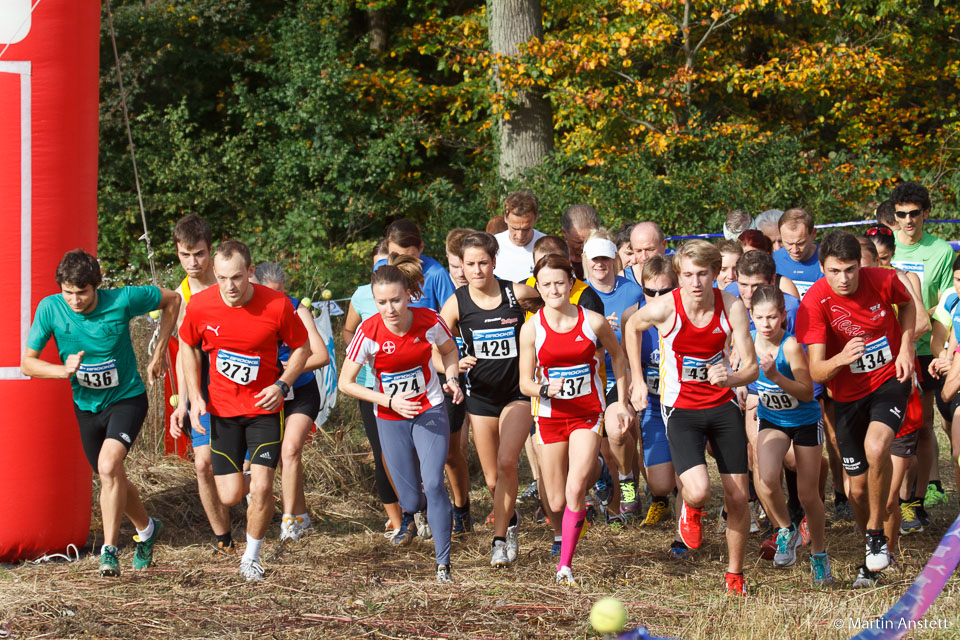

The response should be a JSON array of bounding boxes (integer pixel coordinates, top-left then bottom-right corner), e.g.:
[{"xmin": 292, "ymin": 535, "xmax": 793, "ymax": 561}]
[
  {"xmin": 549, "ymin": 364, "xmax": 592, "ymax": 399},
  {"xmin": 645, "ymin": 365, "xmax": 660, "ymax": 395},
  {"xmin": 381, "ymin": 366, "xmax": 426, "ymax": 397},
  {"xmin": 472, "ymin": 327, "xmax": 516, "ymax": 360},
  {"xmin": 757, "ymin": 381, "xmax": 797, "ymax": 412},
  {"xmin": 77, "ymin": 360, "xmax": 119, "ymax": 389},
  {"xmin": 216, "ymin": 349, "xmax": 260, "ymax": 385},
  {"xmin": 680, "ymin": 353, "xmax": 723, "ymax": 382},
  {"xmin": 850, "ymin": 337, "xmax": 892, "ymax": 374}
]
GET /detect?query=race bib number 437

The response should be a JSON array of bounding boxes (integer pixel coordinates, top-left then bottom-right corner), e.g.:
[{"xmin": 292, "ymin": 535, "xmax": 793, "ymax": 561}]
[
  {"xmin": 681, "ymin": 353, "xmax": 723, "ymax": 382},
  {"xmin": 77, "ymin": 360, "xmax": 119, "ymax": 389},
  {"xmin": 381, "ymin": 366, "xmax": 426, "ymax": 397},
  {"xmin": 217, "ymin": 349, "xmax": 260, "ymax": 385},
  {"xmin": 548, "ymin": 364, "xmax": 592, "ymax": 399}
]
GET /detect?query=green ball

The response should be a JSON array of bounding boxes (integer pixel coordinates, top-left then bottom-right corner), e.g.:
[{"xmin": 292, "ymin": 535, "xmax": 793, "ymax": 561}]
[{"xmin": 590, "ymin": 597, "xmax": 626, "ymax": 634}]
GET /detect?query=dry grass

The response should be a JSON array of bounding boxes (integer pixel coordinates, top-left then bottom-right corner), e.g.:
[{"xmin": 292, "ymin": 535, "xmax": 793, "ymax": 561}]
[{"xmin": 2, "ymin": 318, "xmax": 959, "ymax": 638}]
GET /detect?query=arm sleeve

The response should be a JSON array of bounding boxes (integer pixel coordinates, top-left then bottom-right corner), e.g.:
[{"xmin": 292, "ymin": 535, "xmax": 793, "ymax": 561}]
[
  {"xmin": 426, "ymin": 312, "xmax": 453, "ymax": 348},
  {"xmin": 345, "ymin": 325, "xmax": 376, "ymax": 365},
  {"xmin": 933, "ymin": 292, "xmax": 951, "ymax": 328},
  {"xmin": 432, "ymin": 270, "xmax": 456, "ymax": 309},
  {"xmin": 795, "ymin": 298, "xmax": 827, "ymax": 346},
  {"xmin": 124, "ymin": 286, "xmax": 163, "ymax": 318},
  {"xmin": 25, "ymin": 298, "xmax": 53, "ymax": 352},
  {"xmin": 277, "ymin": 297, "xmax": 308, "ymax": 349},
  {"xmin": 885, "ymin": 269, "xmax": 911, "ymax": 306},
  {"xmin": 179, "ymin": 304, "xmax": 202, "ymax": 348}
]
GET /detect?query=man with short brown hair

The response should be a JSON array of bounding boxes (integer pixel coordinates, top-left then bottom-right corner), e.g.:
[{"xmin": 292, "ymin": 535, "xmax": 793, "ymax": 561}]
[{"xmin": 493, "ymin": 191, "xmax": 545, "ymax": 282}]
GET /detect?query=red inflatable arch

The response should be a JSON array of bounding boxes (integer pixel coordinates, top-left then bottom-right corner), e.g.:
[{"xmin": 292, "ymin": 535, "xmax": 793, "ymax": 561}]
[{"xmin": 0, "ymin": 0, "xmax": 100, "ymax": 561}]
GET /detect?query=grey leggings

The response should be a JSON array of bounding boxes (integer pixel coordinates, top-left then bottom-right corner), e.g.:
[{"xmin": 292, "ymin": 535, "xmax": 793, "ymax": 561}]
[{"xmin": 376, "ymin": 404, "xmax": 452, "ymax": 566}]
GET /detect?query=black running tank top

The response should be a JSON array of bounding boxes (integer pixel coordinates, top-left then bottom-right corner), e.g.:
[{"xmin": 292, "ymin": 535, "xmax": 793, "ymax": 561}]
[{"xmin": 456, "ymin": 279, "xmax": 525, "ymax": 400}]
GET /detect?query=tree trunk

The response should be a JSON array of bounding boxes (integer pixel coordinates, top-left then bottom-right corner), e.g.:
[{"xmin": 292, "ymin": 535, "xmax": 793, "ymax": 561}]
[
  {"xmin": 367, "ymin": 8, "xmax": 388, "ymax": 53},
  {"xmin": 488, "ymin": 0, "xmax": 554, "ymax": 181}
]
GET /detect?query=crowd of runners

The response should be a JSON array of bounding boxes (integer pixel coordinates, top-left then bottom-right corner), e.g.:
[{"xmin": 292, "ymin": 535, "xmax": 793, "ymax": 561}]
[{"xmin": 22, "ymin": 180, "xmax": 960, "ymax": 594}]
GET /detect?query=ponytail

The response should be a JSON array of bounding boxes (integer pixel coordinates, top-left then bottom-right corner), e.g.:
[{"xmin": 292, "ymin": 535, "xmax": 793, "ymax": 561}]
[{"xmin": 371, "ymin": 253, "xmax": 424, "ymax": 301}]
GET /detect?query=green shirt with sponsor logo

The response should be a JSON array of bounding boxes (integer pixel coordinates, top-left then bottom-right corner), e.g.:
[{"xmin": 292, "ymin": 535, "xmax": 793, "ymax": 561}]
[{"xmin": 893, "ymin": 231, "xmax": 955, "ymax": 356}]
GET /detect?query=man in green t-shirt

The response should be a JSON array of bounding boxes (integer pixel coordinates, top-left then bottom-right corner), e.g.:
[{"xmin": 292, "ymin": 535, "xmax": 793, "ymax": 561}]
[
  {"xmin": 21, "ymin": 249, "xmax": 180, "ymax": 577},
  {"xmin": 891, "ymin": 181, "xmax": 956, "ymax": 512}
]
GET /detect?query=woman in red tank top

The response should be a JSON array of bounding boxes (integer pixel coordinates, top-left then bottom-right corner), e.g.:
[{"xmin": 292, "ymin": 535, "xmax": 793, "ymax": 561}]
[{"xmin": 517, "ymin": 255, "xmax": 631, "ymax": 586}]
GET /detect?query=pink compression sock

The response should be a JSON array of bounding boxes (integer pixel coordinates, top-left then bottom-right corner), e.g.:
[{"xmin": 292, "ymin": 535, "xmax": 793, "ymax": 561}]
[{"xmin": 558, "ymin": 506, "xmax": 586, "ymax": 571}]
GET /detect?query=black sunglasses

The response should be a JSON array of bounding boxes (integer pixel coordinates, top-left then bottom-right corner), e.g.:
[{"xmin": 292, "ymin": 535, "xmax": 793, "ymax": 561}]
[
  {"xmin": 643, "ymin": 286, "xmax": 675, "ymax": 297},
  {"xmin": 895, "ymin": 209, "xmax": 924, "ymax": 219},
  {"xmin": 866, "ymin": 226, "xmax": 893, "ymax": 236}
]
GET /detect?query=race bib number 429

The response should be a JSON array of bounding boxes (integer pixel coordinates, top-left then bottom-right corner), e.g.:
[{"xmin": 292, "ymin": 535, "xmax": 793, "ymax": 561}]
[
  {"xmin": 217, "ymin": 349, "xmax": 260, "ymax": 385},
  {"xmin": 77, "ymin": 360, "xmax": 119, "ymax": 389},
  {"xmin": 381, "ymin": 366, "xmax": 426, "ymax": 397},
  {"xmin": 680, "ymin": 353, "xmax": 723, "ymax": 382},
  {"xmin": 472, "ymin": 327, "xmax": 516, "ymax": 360},
  {"xmin": 548, "ymin": 364, "xmax": 592, "ymax": 399}
]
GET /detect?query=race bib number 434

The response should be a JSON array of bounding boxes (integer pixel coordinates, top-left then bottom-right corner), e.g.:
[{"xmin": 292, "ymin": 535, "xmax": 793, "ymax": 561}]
[
  {"xmin": 77, "ymin": 360, "xmax": 119, "ymax": 389},
  {"xmin": 472, "ymin": 327, "xmax": 516, "ymax": 360},
  {"xmin": 681, "ymin": 353, "xmax": 723, "ymax": 382},
  {"xmin": 850, "ymin": 337, "xmax": 892, "ymax": 374},
  {"xmin": 381, "ymin": 366, "xmax": 426, "ymax": 397},
  {"xmin": 217, "ymin": 349, "xmax": 260, "ymax": 385},
  {"xmin": 548, "ymin": 364, "xmax": 592, "ymax": 399}
]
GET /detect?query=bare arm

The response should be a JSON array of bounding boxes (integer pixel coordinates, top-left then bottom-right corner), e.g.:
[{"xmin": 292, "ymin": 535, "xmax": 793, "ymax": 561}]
[
  {"xmin": 778, "ymin": 276, "xmax": 801, "ymax": 300},
  {"xmin": 341, "ymin": 301, "xmax": 362, "ymax": 346},
  {"xmin": 624, "ymin": 297, "xmax": 672, "ymax": 411},
  {"xmin": 297, "ymin": 304, "xmax": 329, "ymax": 372},
  {"xmin": 764, "ymin": 337, "xmax": 814, "ymax": 402},
  {"xmin": 902, "ymin": 271, "xmax": 930, "ymax": 336},
  {"xmin": 21, "ymin": 347, "xmax": 78, "ymax": 379},
  {"xmin": 717, "ymin": 295, "xmax": 758, "ymax": 388},
  {"xmin": 808, "ymin": 341, "xmax": 863, "ymax": 384},
  {"xmin": 895, "ymin": 296, "xmax": 917, "ymax": 383},
  {"xmin": 517, "ymin": 320, "xmax": 541, "ymax": 398},
  {"xmin": 942, "ymin": 352, "xmax": 960, "ymax": 401},
  {"xmin": 145, "ymin": 288, "xmax": 181, "ymax": 384}
]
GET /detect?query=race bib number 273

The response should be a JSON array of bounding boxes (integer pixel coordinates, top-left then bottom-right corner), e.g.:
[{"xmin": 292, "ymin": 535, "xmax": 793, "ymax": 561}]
[{"xmin": 217, "ymin": 349, "xmax": 260, "ymax": 385}]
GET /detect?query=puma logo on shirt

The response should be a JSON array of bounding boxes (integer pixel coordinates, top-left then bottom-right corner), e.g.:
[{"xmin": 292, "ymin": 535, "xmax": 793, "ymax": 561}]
[{"xmin": 206, "ymin": 325, "xmax": 221, "ymax": 337}]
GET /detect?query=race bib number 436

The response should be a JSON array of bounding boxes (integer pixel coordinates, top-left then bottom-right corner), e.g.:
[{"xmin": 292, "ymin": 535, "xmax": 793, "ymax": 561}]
[
  {"xmin": 681, "ymin": 353, "xmax": 723, "ymax": 382},
  {"xmin": 217, "ymin": 349, "xmax": 260, "ymax": 385},
  {"xmin": 472, "ymin": 327, "xmax": 516, "ymax": 360},
  {"xmin": 77, "ymin": 360, "xmax": 119, "ymax": 389},
  {"xmin": 850, "ymin": 337, "xmax": 892, "ymax": 374},
  {"xmin": 548, "ymin": 364, "xmax": 592, "ymax": 399},
  {"xmin": 381, "ymin": 366, "xmax": 426, "ymax": 397}
]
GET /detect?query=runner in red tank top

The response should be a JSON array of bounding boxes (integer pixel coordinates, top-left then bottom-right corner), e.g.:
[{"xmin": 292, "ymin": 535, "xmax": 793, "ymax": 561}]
[
  {"xmin": 624, "ymin": 240, "xmax": 758, "ymax": 594},
  {"xmin": 517, "ymin": 255, "xmax": 631, "ymax": 586}
]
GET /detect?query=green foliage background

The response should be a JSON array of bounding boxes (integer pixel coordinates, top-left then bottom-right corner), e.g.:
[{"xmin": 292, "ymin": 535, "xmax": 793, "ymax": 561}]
[{"xmin": 97, "ymin": 0, "xmax": 960, "ymax": 296}]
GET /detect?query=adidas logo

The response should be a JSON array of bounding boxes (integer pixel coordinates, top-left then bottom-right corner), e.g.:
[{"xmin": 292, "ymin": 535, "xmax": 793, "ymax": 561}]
[
  {"xmin": 575, "ymin": 336, "xmax": 584, "ymax": 342},
  {"xmin": 712, "ymin": 327, "xmax": 723, "ymax": 334},
  {"xmin": 260, "ymin": 451, "xmax": 272, "ymax": 460},
  {"xmin": 425, "ymin": 420, "xmax": 436, "ymax": 426}
]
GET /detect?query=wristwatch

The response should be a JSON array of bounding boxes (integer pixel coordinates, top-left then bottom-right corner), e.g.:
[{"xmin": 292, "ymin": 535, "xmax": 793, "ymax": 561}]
[
  {"xmin": 539, "ymin": 384, "xmax": 550, "ymax": 398},
  {"xmin": 274, "ymin": 380, "xmax": 290, "ymax": 396}
]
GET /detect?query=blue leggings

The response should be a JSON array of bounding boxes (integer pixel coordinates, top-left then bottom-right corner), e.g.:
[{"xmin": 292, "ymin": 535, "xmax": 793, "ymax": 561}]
[{"xmin": 376, "ymin": 404, "xmax": 452, "ymax": 566}]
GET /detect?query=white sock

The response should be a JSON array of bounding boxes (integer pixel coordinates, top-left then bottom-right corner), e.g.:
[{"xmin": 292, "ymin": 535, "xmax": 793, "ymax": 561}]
[
  {"xmin": 281, "ymin": 513, "xmax": 294, "ymax": 529},
  {"xmin": 618, "ymin": 472, "xmax": 634, "ymax": 482},
  {"xmin": 243, "ymin": 532, "xmax": 264, "ymax": 562},
  {"xmin": 296, "ymin": 512, "xmax": 311, "ymax": 528},
  {"xmin": 136, "ymin": 517, "xmax": 155, "ymax": 541}
]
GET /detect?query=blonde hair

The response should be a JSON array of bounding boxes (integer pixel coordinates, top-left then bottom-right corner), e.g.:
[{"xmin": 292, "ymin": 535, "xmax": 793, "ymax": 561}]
[
  {"xmin": 672, "ymin": 239, "xmax": 721, "ymax": 275},
  {"xmin": 371, "ymin": 253, "xmax": 424, "ymax": 301},
  {"xmin": 584, "ymin": 227, "xmax": 622, "ymax": 272}
]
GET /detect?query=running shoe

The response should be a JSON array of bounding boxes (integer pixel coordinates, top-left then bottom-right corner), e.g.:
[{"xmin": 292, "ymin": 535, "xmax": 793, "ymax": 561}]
[
  {"xmin": 485, "ymin": 510, "xmax": 495, "ymax": 526},
  {"xmin": 519, "ymin": 481, "xmax": 539, "ymax": 503},
  {"xmin": 132, "ymin": 518, "xmax": 163, "ymax": 570},
  {"xmin": 436, "ymin": 564, "xmax": 453, "ymax": 583},
  {"xmin": 99, "ymin": 545, "xmax": 120, "ymax": 577},
  {"xmin": 383, "ymin": 528, "xmax": 401, "ymax": 541},
  {"xmin": 715, "ymin": 505, "xmax": 727, "ymax": 534},
  {"xmin": 585, "ymin": 503, "xmax": 598, "ymax": 524},
  {"xmin": 606, "ymin": 512, "xmax": 626, "ymax": 529},
  {"xmin": 535, "ymin": 506, "xmax": 547, "ymax": 525},
  {"xmin": 834, "ymin": 498, "xmax": 854, "ymax": 522},
  {"xmin": 294, "ymin": 515, "xmax": 311, "ymax": 539},
  {"xmin": 595, "ymin": 459, "xmax": 613, "ymax": 505},
  {"xmin": 798, "ymin": 516, "xmax": 810, "ymax": 546},
  {"xmin": 452, "ymin": 510, "xmax": 474, "ymax": 537},
  {"xmin": 852, "ymin": 565, "xmax": 878, "ymax": 589},
  {"xmin": 490, "ymin": 539, "xmax": 511, "ymax": 567},
  {"xmin": 550, "ymin": 537, "xmax": 561, "ymax": 556},
  {"xmin": 506, "ymin": 513, "xmax": 521, "ymax": 563},
  {"xmin": 773, "ymin": 527, "xmax": 800, "ymax": 568},
  {"xmin": 809, "ymin": 552, "xmax": 835, "ymax": 587},
  {"xmin": 865, "ymin": 532, "xmax": 889, "ymax": 572},
  {"xmin": 899, "ymin": 501, "xmax": 923, "ymax": 535},
  {"xmin": 392, "ymin": 512, "xmax": 417, "ymax": 546},
  {"xmin": 725, "ymin": 572, "xmax": 746, "ymax": 596},
  {"xmin": 641, "ymin": 498, "xmax": 669, "ymax": 526},
  {"xmin": 215, "ymin": 539, "xmax": 236, "ymax": 555},
  {"xmin": 239, "ymin": 557, "xmax": 265, "ymax": 582},
  {"xmin": 759, "ymin": 532, "xmax": 777, "ymax": 560},
  {"xmin": 619, "ymin": 479, "xmax": 639, "ymax": 515},
  {"xmin": 916, "ymin": 504, "xmax": 932, "ymax": 528},
  {"xmin": 556, "ymin": 565, "xmax": 577, "ymax": 586},
  {"xmin": 279, "ymin": 515, "xmax": 301, "ymax": 542},
  {"xmin": 668, "ymin": 540, "xmax": 689, "ymax": 560},
  {"xmin": 415, "ymin": 510, "xmax": 432, "ymax": 540},
  {"xmin": 748, "ymin": 500, "xmax": 761, "ymax": 534},
  {"xmin": 924, "ymin": 483, "xmax": 948, "ymax": 508},
  {"xmin": 677, "ymin": 501, "xmax": 704, "ymax": 550}
]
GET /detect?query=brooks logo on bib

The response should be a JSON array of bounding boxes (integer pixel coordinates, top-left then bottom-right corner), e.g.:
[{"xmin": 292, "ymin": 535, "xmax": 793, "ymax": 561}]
[
  {"xmin": 549, "ymin": 364, "xmax": 592, "ymax": 399},
  {"xmin": 472, "ymin": 327, "xmax": 516, "ymax": 359},
  {"xmin": 217, "ymin": 349, "xmax": 260, "ymax": 385},
  {"xmin": 645, "ymin": 366, "xmax": 660, "ymax": 394},
  {"xmin": 77, "ymin": 360, "xmax": 119, "ymax": 389},
  {"xmin": 382, "ymin": 366, "xmax": 426, "ymax": 396},
  {"xmin": 681, "ymin": 353, "xmax": 722, "ymax": 382},
  {"xmin": 850, "ymin": 337, "xmax": 892, "ymax": 374}
]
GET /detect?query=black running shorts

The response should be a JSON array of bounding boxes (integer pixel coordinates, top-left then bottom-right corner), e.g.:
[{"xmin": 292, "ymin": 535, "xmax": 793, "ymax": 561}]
[
  {"xmin": 833, "ymin": 377, "xmax": 910, "ymax": 476},
  {"xmin": 210, "ymin": 412, "xmax": 283, "ymax": 475},
  {"xmin": 285, "ymin": 380, "xmax": 321, "ymax": 421},
  {"xmin": 662, "ymin": 400, "xmax": 747, "ymax": 476},
  {"xmin": 758, "ymin": 419, "xmax": 823, "ymax": 447},
  {"xmin": 439, "ymin": 373, "xmax": 467, "ymax": 433},
  {"xmin": 73, "ymin": 393, "xmax": 148, "ymax": 473}
]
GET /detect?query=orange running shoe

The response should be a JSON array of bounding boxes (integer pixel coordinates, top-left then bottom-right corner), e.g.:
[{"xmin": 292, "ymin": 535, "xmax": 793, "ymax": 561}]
[
  {"xmin": 677, "ymin": 501, "xmax": 705, "ymax": 549},
  {"xmin": 725, "ymin": 571, "xmax": 746, "ymax": 595}
]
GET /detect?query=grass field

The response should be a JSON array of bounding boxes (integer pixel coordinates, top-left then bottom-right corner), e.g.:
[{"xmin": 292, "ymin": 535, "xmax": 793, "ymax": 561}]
[{"xmin": 2, "ymin": 318, "xmax": 959, "ymax": 639}]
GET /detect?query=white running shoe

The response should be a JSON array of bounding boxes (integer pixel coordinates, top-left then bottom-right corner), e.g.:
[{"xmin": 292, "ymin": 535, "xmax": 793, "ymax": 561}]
[
  {"xmin": 490, "ymin": 540, "xmax": 510, "ymax": 567},
  {"xmin": 556, "ymin": 565, "xmax": 577, "ymax": 586},
  {"xmin": 279, "ymin": 516, "xmax": 300, "ymax": 542},
  {"xmin": 415, "ymin": 511, "xmax": 432, "ymax": 540},
  {"xmin": 506, "ymin": 513, "xmax": 520, "ymax": 563},
  {"xmin": 239, "ymin": 557, "xmax": 265, "ymax": 582},
  {"xmin": 865, "ymin": 532, "xmax": 889, "ymax": 572},
  {"xmin": 773, "ymin": 527, "xmax": 801, "ymax": 568}
]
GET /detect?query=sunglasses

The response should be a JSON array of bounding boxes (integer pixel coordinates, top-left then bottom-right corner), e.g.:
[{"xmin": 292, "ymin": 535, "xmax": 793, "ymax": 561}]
[
  {"xmin": 643, "ymin": 286, "xmax": 675, "ymax": 297},
  {"xmin": 866, "ymin": 226, "xmax": 893, "ymax": 236},
  {"xmin": 895, "ymin": 209, "xmax": 924, "ymax": 219}
]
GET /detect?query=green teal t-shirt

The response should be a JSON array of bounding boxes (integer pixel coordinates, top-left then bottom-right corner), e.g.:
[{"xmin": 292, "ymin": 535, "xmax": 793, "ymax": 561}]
[
  {"xmin": 26, "ymin": 286, "xmax": 162, "ymax": 412},
  {"xmin": 893, "ymin": 231, "xmax": 956, "ymax": 355},
  {"xmin": 350, "ymin": 284, "xmax": 378, "ymax": 388}
]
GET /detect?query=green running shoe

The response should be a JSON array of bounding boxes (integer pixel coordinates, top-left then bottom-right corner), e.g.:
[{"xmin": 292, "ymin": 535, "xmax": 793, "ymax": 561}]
[
  {"xmin": 924, "ymin": 483, "xmax": 947, "ymax": 508},
  {"xmin": 100, "ymin": 545, "xmax": 120, "ymax": 577},
  {"xmin": 133, "ymin": 519, "xmax": 163, "ymax": 570}
]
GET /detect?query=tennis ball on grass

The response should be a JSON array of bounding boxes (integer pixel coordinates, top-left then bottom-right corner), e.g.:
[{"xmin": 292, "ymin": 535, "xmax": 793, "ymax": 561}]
[{"xmin": 590, "ymin": 597, "xmax": 626, "ymax": 634}]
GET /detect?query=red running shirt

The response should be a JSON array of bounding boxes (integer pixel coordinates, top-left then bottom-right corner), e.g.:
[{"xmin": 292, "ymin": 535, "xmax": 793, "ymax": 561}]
[
  {"xmin": 658, "ymin": 288, "xmax": 734, "ymax": 409},
  {"xmin": 180, "ymin": 284, "xmax": 308, "ymax": 417},
  {"xmin": 346, "ymin": 307, "xmax": 453, "ymax": 420},
  {"xmin": 532, "ymin": 307, "xmax": 605, "ymax": 420},
  {"xmin": 796, "ymin": 267, "xmax": 910, "ymax": 402}
]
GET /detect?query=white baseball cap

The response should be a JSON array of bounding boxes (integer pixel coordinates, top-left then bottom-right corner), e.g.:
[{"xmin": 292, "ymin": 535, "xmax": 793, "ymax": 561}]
[{"xmin": 583, "ymin": 237, "xmax": 617, "ymax": 260}]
